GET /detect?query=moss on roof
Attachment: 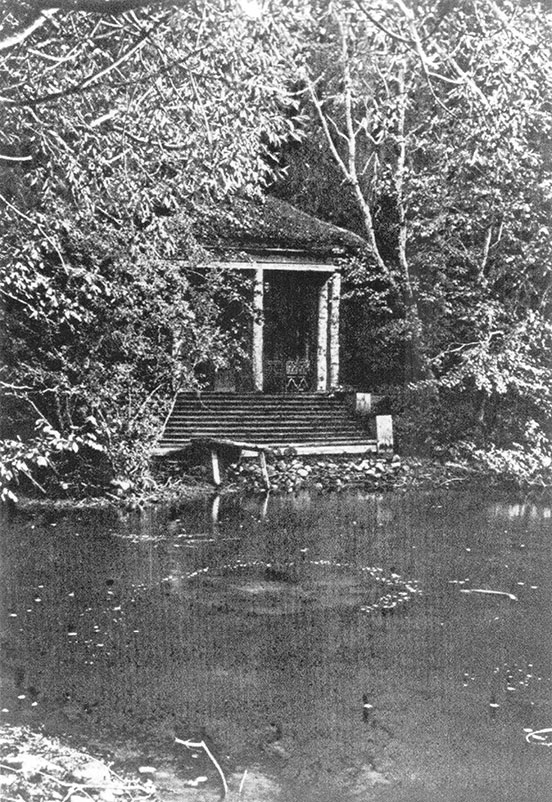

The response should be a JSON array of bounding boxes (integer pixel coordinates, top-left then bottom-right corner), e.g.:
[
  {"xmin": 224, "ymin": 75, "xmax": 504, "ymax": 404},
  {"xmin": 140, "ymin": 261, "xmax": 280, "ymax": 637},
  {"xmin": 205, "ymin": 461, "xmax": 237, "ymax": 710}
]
[{"xmin": 191, "ymin": 195, "xmax": 367, "ymax": 259}]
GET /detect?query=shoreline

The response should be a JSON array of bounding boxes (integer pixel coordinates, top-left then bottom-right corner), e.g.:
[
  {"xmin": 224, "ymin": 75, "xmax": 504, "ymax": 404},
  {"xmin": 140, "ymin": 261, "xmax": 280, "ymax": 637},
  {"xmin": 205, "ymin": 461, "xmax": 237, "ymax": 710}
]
[
  {"xmin": 8, "ymin": 455, "xmax": 551, "ymax": 515},
  {"xmin": 0, "ymin": 723, "xmax": 226, "ymax": 802}
]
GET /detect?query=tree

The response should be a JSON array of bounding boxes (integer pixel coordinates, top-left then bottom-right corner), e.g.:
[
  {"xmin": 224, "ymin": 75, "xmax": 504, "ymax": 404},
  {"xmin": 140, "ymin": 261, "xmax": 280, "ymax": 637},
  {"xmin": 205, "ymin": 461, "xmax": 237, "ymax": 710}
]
[
  {"xmin": 271, "ymin": 0, "xmax": 552, "ymax": 473},
  {"xmin": 0, "ymin": 0, "xmax": 298, "ymax": 498},
  {"xmin": 279, "ymin": 1, "xmax": 552, "ymax": 389}
]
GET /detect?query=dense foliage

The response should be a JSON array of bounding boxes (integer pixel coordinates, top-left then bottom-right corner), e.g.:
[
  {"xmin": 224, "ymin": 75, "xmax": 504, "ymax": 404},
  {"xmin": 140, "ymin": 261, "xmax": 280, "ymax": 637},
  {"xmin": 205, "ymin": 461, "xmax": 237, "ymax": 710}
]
[
  {"xmin": 274, "ymin": 0, "xmax": 552, "ymax": 487},
  {"xmin": 1, "ymin": 0, "xmax": 551, "ymax": 499},
  {"xmin": 0, "ymin": 0, "xmax": 298, "ymax": 499}
]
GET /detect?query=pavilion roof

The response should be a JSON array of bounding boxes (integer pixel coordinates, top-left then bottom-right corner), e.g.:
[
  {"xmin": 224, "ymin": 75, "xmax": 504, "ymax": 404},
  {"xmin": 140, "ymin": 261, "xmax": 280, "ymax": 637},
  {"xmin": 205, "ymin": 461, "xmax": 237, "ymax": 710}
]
[{"xmin": 191, "ymin": 195, "xmax": 368, "ymax": 262}]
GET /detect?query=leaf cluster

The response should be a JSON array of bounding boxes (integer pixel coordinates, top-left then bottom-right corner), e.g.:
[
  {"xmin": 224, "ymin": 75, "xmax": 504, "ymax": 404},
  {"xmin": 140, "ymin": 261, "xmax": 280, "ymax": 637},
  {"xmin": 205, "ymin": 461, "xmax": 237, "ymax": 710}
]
[{"xmin": 0, "ymin": 1, "xmax": 298, "ymax": 497}]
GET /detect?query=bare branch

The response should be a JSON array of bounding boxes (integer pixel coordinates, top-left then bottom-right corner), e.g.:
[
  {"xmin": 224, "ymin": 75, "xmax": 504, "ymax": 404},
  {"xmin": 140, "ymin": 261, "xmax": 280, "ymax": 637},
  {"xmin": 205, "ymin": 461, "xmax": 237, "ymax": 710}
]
[
  {"xmin": 335, "ymin": 14, "xmax": 395, "ymax": 285},
  {"xmin": 445, "ymin": 52, "xmax": 490, "ymax": 108},
  {"xmin": 0, "ymin": 8, "xmax": 59, "ymax": 53},
  {"xmin": 16, "ymin": 13, "xmax": 170, "ymax": 107},
  {"xmin": 493, "ymin": 220, "xmax": 504, "ymax": 249},
  {"xmin": 390, "ymin": 0, "xmax": 462, "ymax": 116},
  {"xmin": 0, "ymin": 153, "xmax": 32, "ymax": 161},
  {"xmin": 0, "ymin": 288, "xmax": 43, "ymax": 317},
  {"xmin": 24, "ymin": 0, "xmax": 172, "ymax": 12},
  {"xmin": 1, "ymin": 41, "xmax": 85, "ymax": 96},
  {"xmin": 0, "ymin": 191, "xmax": 67, "ymax": 268},
  {"xmin": 89, "ymin": 108, "xmax": 118, "ymax": 127},
  {"xmin": 26, "ymin": 397, "xmax": 54, "ymax": 429},
  {"xmin": 42, "ymin": 37, "xmax": 146, "ymax": 102},
  {"xmin": 479, "ymin": 225, "xmax": 493, "ymax": 284},
  {"xmin": 304, "ymin": 72, "xmax": 349, "ymax": 177},
  {"xmin": 301, "ymin": 16, "xmax": 395, "ymax": 284},
  {"xmin": 394, "ymin": 64, "xmax": 408, "ymax": 285},
  {"xmin": 188, "ymin": 69, "xmax": 213, "ymax": 146},
  {"xmin": 353, "ymin": 0, "xmax": 410, "ymax": 45},
  {"xmin": 0, "ymin": 191, "xmax": 39, "ymax": 225},
  {"xmin": 483, "ymin": 0, "xmax": 536, "ymax": 48},
  {"xmin": 327, "ymin": 113, "xmax": 350, "ymax": 145}
]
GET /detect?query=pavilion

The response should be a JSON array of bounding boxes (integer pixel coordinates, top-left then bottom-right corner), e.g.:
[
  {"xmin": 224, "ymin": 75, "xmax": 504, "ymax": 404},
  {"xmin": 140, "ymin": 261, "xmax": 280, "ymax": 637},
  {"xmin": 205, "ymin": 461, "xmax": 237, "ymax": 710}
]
[{"xmin": 155, "ymin": 196, "xmax": 392, "ymax": 473}]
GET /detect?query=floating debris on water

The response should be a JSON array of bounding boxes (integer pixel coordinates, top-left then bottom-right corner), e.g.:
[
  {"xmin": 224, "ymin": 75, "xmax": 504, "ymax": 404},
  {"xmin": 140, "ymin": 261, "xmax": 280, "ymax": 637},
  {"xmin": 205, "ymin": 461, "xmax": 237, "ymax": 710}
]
[
  {"xmin": 181, "ymin": 556, "xmax": 421, "ymax": 614},
  {"xmin": 525, "ymin": 728, "xmax": 552, "ymax": 746},
  {"xmin": 175, "ymin": 737, "xmax": 227, "ymax": 798},
  {"xmin": 183, "ymin": 776, "xmax": 208, "ymax": 787},
  {"xmin": 459, "ymin": 588, "xmax": 518, "ymax": 601}
]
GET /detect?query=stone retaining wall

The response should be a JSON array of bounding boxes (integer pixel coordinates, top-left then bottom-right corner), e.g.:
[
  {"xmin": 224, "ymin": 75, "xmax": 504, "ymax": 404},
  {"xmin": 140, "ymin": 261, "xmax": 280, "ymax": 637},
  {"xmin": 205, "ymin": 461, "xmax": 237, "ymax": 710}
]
[{"xmin": 227, "ymin": 453, "xmax": 402, "ymax": 493}]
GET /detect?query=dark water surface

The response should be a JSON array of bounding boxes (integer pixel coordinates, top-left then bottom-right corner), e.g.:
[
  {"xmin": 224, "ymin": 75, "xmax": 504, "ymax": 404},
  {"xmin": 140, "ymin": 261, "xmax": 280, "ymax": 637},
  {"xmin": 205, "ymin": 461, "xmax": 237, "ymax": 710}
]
[{"xmin": 1, "ymin": 490, "xmax": 552, "ymax": 801}]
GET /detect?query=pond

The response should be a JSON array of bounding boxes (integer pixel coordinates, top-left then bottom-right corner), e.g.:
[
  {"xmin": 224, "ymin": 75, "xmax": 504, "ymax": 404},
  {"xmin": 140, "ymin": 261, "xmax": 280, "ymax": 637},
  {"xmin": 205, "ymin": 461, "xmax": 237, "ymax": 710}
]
[{"xmin": 1, "ymin": 490, "xmax": 552, "ymax": 801}]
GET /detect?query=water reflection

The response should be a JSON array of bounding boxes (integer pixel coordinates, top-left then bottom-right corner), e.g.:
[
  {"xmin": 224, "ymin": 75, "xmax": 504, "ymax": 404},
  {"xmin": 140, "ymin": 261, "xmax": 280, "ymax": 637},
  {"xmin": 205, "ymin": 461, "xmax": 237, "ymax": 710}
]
[
  {"xmin": 1, "ymin": 491, "xmax": 552, "ymax": 801},
  {"xmin": 487, "ymin": 501, "xmax": 552, "ymax": 520}
]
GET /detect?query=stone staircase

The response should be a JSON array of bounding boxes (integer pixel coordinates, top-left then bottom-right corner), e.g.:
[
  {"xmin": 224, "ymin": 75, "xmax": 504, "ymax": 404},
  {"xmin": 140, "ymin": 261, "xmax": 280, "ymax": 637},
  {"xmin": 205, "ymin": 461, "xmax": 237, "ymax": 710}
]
[{"xmin": 155, "ymin": 393, "xmax": 378, "ymax": 455}]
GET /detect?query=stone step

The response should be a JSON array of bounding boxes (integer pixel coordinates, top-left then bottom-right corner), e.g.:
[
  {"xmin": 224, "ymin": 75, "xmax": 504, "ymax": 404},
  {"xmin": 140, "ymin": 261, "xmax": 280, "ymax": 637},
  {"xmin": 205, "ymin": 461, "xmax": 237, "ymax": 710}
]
[
  {"xmin": 163, "ymin": 427, "xmax": 368, "ymax": 437},
  {"xmin": 167, "ymin": 415, "xmax": 362, "ymax": 429},
  {"xmin": 168, "ymin": 404, "xmax": 361, "ymax": 422},
  {"xmin": 163, "ymin": 415, "xmax": 367, "ymax": 428},
  {"xmin": 164, "ymin": 429, "xmax": 366, "ymax": 437},
  {"xmin": 172, "ymin": 393, "xmax": 344, "ymax": 403},
  {"xmin": 160, "ymin": 438, "xmax": 373, "ymax": 447},
  {"xmin": 171, "ymin": 401, "xmax": 346, "ymax": 412},
  {"xmin": 158, "ymin": 392, "xmax": 377, "ymax": 453},
  {"xmin": 165, "ymin": 416, "xmax": 362, "ymax": 427},
  {"xmin": 169, "ymin": 406, "xmax": 352, "ymax": 416}
]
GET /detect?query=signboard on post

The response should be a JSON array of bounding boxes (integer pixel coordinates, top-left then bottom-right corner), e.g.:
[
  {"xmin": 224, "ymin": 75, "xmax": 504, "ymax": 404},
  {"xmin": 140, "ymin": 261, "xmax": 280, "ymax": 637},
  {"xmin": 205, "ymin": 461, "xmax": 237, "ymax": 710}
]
[
  {"xmin": 376, "ymin": 415, "xmax": 394, "ymax": 452},
  {"xmin": 355, "ymin": 393, "xmax": 372, "ymax": 417}
]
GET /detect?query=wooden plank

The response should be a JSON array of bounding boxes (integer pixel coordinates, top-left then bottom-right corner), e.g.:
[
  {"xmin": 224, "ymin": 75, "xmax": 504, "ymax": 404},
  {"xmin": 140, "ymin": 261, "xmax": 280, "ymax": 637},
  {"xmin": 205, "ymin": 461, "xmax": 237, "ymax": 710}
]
[
  {"xmin": 289, "ymin": 442, "xmax": 377, "ymax": 455},
  {"xmin": 191, "ymin": 436, "xmax": 268, "ymax": 452},
  {"xmin": 151, "ymin": 444, "xmax": 191, "ymax": 456},
  {"xmin": 155, "ymin": 439, "xmax": 380, "ymax": 457},
  {"xmin": 242, "ymin": 443, "xmax": 377, "ymax": 456},
  {"xmin": 211, "ymin": 494, "xmax": 221, "ymax": 524},
  {"xmin": 258, "ymin": 450, "xmax": 270, "ymax": 489},
  {"xmin": 215, "ymin": 260, "xmax": 336, "ymax": 273},
  {"xmin": 210, "ymin": 448, "xmax": 221, "ymax": 486}
]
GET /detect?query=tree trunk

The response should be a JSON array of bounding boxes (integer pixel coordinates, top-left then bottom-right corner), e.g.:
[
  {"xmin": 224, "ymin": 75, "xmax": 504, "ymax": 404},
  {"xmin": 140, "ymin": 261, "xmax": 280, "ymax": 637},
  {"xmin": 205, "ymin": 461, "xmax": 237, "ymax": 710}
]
[{"xmin": 395, "ymin": 65, "xmax": 433, "ymax": 383}]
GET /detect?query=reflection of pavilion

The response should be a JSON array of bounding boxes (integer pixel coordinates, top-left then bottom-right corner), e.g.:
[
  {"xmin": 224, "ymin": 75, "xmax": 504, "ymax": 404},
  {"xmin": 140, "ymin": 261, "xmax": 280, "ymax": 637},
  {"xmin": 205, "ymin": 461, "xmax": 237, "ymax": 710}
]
[{"xmin": 157, "ymin": 197, "xmax": 393, "ymax": 463}]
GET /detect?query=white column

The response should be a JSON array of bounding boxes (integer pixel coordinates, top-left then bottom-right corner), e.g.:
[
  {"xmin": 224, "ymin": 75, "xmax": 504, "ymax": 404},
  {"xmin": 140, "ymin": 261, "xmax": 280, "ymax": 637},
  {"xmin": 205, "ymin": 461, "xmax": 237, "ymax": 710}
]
[
  {"xmin": 316, "ymin": 278, "xmax": 329, "ymax": 392},
  {"xmin": 329, "ymin": 271, "xmax": 341, "ymax": 389},
  {"xmin": 252, "ymin": 266, "xmax": 264, "ymax": 392}
]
